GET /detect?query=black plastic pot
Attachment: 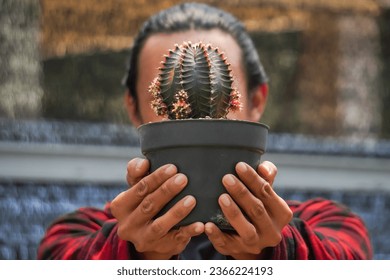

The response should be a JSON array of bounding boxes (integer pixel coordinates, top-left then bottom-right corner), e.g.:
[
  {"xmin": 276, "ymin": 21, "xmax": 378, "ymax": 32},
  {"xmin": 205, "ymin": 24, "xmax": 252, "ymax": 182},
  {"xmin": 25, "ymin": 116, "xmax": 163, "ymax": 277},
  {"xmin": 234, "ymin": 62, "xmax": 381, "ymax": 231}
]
[{"xmin": 138, "ymin": 119, "xmax": 268, "ymax": 230}]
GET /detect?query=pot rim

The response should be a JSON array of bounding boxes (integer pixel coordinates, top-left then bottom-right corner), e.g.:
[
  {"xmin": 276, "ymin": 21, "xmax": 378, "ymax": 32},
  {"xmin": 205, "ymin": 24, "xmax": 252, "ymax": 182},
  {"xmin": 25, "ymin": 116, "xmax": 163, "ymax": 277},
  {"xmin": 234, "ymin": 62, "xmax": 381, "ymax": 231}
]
[
  {"xmin": 138, "ymin": 118, "xmax": 269, "ymax": 154},
  {"xmin": 137, "ymin": 118, "xmax": 269, "ymax": 131}
]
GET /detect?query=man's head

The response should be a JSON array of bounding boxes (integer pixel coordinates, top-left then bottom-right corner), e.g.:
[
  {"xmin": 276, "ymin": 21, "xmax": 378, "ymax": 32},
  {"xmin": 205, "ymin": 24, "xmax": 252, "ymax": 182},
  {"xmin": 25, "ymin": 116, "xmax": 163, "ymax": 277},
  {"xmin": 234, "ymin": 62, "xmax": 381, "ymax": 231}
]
[{"xmin": 123, "ymin": 2, "xmax": 269, "ymax": 126}]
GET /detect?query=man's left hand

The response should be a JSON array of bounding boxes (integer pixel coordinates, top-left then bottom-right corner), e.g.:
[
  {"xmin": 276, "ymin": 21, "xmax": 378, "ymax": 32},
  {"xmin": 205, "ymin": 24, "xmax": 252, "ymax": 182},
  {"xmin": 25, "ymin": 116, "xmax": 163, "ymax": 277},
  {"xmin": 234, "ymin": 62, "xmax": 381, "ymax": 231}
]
[{"xmin": 204, "ymin": 161, "xmax": 293, "ymax": 259}]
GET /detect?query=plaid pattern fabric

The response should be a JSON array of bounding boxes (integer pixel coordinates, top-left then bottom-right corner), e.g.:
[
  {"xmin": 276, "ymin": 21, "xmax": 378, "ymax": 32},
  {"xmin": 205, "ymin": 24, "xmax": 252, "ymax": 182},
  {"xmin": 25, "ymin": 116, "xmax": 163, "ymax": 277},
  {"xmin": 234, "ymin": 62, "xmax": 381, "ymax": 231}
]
[{"xmin": 37, "ymin": 198, "xmax": 372, "ymax": 260}]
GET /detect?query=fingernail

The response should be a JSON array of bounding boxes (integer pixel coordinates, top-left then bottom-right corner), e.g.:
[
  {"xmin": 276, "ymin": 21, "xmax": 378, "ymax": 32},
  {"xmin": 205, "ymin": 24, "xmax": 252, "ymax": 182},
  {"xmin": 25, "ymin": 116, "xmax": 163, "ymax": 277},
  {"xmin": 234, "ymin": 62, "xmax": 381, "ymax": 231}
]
[
  {"xmin": 220, "ymin": 194, "xmax": 231, "ymax": 207},
  {"xmin": 205, "ymin": 224, "xmax": 213, "ymax": 235},
  {"xmin": 183, "ymin": 196, "xmax": 195, "ymax": 207},
  {"xmin": 135, "ymin": 158, "xmax": 145, "ymax": 171},
  {"xmin": 223, "ymin": 174, "xmax": 235, "ymax": 187},
  {"xmin": 165, "ymin": 164, "xmax": 176, "ymax": 176},
  {"xmin": 237, "ymin": 162, "xmax": 247, "ymax": 173},
  {"xmin": 174, "ymin": 174, "xmax": 186, "ymax": 186},
  {"xmin": 194, "ymin": 223, "xmax": 203, "ymax": 233},
  {"xmin": 263, "ymin": 162, "xmax": 271, "ymax": 175}
]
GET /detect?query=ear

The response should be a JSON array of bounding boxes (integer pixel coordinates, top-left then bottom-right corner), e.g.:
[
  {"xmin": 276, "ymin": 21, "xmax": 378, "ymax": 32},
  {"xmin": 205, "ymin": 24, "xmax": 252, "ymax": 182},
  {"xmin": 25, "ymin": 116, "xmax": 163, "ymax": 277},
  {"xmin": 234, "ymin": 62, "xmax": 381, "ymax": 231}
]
[
  {"xmin": 248, "ymin": 83, "xmax": 268, "ymax": 122},
  {"xmin": 124, "ymin": 90, "xmax": 142, "ymax": 127}
]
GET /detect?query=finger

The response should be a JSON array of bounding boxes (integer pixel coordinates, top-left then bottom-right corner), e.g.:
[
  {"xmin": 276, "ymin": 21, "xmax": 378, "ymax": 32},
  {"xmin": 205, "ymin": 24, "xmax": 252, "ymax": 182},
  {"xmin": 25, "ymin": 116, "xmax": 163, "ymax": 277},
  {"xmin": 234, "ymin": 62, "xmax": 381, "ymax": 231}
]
[
  {"xmin": 219, "ymin": 193, "xmax": 279, "ymax": 251},
  {"xmin": 173, "ymin": 222, "xmax": 204, "ymax": 245},
  {"xmin": 236, "ymin": 162, "xmax": 291, "ymax": 228},
  {"xmin": 134, "ymin": 173, "xmax": 188, "ymax": 225},
  {"xmin": 235, "ymin": 162, "xmax": 292, "ymax": 228},
  {"xmin": 110, "ymin": 190, "xmax": 130, "ymax": 220},
  {"xmin": 255, "ymin": 183, "xmax": 293, "ymax": 229},
  {"xmin": 111, "ymin": 164, "xmax": 177, "ymax": 219},
  {"xmin": 235, "ymin": 162, "xmax": 269, "ymax": 199},
  {"xmin": 148, "ymin": 195, "xmax": 197, "ymax": 236},
  {"xmin": 257, "ymin": 161, "xmax": 277, "ymax": 186},
  {"xmin": 126, "ymin": 158, "xmax": 150, "ymax": 187},
  {"xmin": 204, "ymin": 222, "xmax": 231, "ymax": 255},
  {"xmin": 154, "ymin": 222, "xmax": 204, "ymax": 256},
  {"xmin": 178, "ymin": 222, "xmax": 205, "ymax": 238},
  {"xmin": 221, "ymin": 175, "xmax": 281, "ymax": 232},
  {"xmin": 221, "ymin": 174, "xmax": 258, "ymax": 219},
  {"xmin": 217, "ymin": 193, "xmax": 259, "ymax": 244}
]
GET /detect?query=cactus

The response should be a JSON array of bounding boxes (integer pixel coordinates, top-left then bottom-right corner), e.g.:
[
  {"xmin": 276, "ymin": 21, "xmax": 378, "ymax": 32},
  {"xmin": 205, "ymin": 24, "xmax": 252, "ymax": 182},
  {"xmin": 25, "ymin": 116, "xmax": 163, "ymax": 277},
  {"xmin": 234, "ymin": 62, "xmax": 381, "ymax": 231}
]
[{"xmin": 149, "ymin": 41, "xmax": 242, "ymax": 119}]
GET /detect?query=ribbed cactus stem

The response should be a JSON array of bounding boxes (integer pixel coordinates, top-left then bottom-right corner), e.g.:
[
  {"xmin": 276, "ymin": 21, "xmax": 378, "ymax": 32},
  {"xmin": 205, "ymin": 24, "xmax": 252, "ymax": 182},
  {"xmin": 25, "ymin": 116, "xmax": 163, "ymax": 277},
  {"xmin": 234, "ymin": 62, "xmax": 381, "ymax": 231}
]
[{"xmin": 149, "ymin": 41, "xmax": 242, "ymax": 119}]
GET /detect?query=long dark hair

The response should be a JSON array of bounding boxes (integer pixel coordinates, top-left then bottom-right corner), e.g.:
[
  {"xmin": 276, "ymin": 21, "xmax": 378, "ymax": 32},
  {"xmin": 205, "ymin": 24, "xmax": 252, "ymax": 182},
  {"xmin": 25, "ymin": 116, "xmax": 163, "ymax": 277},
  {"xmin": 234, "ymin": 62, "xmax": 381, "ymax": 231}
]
[{"xmin": 123, "ymin": 2, "xmax": 268, "ymax": 103}]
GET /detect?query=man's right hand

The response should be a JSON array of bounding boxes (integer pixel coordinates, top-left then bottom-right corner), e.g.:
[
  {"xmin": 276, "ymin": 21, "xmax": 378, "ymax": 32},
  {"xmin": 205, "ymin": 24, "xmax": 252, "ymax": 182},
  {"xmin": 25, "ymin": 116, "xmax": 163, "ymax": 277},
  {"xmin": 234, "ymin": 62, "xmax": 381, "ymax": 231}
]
[{"xmin": 110, "ymin": 158, "xmax": 204, "ymax": 260}]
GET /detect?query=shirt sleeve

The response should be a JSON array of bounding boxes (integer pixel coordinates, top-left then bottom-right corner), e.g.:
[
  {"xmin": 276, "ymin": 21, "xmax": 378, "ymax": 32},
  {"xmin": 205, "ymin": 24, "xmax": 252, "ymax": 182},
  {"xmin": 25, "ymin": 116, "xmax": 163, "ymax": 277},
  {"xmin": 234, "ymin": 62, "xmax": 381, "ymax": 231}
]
[
  {"xmin": 37, "ymin": 203, "xmax": 137, "ymax": 260},
  {"xmin": 37, "ymin": 198, "xmax": 373, "ymax": 260},
  {"xmin": 261, "ymin": 198, "xmax": 373, "ymax": 260}
]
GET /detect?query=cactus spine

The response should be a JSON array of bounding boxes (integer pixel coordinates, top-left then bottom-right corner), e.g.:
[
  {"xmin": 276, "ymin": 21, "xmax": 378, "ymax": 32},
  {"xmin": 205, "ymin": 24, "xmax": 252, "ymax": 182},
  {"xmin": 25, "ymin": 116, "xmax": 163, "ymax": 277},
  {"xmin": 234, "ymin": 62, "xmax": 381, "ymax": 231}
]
[{"xmin": 149, "ymin": 42, "xmax": 242, "ymax": 119}]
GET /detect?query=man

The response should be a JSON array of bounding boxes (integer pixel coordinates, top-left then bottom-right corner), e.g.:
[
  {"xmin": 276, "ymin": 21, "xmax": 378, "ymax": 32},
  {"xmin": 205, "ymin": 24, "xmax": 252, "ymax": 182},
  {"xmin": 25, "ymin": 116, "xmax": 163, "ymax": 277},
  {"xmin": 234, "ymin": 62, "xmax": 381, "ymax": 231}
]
[{"xmin": 37, "ymin": 2, "xmax": 372, "ymax": 260}]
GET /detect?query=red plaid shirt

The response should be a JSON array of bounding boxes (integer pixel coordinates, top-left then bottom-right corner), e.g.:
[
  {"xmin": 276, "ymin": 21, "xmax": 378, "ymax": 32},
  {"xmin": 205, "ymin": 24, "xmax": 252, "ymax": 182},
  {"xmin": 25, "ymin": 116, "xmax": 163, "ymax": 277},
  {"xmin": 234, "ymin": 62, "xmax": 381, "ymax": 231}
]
[{"xmin": 37, "ymin": 198, "xmax": 373, "ymax": 259}]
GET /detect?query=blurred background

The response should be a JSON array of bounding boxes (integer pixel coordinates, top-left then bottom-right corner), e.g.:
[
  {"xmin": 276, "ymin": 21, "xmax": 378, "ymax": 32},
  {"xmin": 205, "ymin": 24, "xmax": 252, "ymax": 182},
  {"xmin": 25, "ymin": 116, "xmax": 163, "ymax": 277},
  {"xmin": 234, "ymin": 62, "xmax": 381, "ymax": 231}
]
[{"xmin": 1, "ymin": 0, "xmax": 390, "ymax": 259}]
